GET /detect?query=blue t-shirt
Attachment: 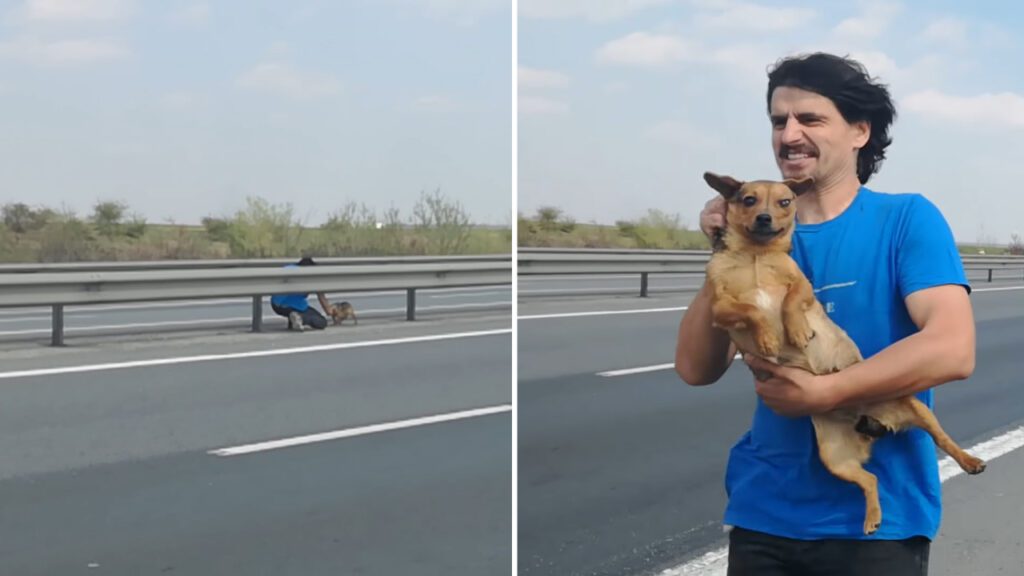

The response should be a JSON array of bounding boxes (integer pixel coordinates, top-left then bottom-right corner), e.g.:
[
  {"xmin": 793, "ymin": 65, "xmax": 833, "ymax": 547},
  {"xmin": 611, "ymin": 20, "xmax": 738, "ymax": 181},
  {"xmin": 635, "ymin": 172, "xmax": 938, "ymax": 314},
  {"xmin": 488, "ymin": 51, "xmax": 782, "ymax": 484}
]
[
  {"xmin": 270, "ymin": 264, "xmax": 310, "ymax": 311},
  {"xmin": 722, "ymin": 187, "xmax": 970, "ymax": 541}
]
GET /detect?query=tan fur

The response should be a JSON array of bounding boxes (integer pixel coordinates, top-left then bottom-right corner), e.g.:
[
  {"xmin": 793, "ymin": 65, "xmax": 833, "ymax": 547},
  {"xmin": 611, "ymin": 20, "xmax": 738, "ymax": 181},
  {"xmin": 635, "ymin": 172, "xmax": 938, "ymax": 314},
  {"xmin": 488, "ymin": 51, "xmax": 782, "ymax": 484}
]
[
  {"xmin": 703, "ymin": 172, "xmax": 985, "ymax": 535},
  {"xmin": 328, "ymin": 301, "xmax": 358, "ymax": 326}
]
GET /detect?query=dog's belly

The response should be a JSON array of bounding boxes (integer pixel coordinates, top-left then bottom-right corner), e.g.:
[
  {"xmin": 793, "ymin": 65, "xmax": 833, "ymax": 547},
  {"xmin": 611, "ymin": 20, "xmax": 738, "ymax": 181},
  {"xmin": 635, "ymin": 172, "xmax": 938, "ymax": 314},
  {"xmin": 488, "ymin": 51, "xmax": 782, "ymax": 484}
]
[{"xmin": 730, "ymin": 288, "xmax": 862, "ymax": 374}]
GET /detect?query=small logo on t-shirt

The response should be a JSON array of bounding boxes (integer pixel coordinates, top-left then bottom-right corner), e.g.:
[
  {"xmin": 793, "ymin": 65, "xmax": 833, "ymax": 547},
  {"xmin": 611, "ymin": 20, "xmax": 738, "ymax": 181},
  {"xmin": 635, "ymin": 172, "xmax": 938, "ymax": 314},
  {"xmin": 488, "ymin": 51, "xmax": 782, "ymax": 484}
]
[{"xmin": 825, "ymin": 301, "xmax": 836, "ymax": 314}]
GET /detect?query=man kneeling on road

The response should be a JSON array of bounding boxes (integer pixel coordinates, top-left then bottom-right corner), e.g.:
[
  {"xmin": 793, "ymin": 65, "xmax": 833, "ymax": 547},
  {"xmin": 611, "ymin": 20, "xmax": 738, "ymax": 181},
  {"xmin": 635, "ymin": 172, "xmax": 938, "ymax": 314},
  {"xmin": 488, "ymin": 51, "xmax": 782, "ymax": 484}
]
[{"xmin": 270, "ymin": 256, "xmax": 334, "ymax": 332}]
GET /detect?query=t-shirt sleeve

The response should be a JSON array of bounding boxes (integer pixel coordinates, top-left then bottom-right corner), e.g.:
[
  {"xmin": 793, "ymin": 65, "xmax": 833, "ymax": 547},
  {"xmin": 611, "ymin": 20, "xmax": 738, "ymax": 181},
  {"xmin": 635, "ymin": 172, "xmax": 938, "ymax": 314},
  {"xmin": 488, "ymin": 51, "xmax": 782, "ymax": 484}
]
[{"xmin": 896, "ymin": 194, "xmax": 971, "ymax": 298}]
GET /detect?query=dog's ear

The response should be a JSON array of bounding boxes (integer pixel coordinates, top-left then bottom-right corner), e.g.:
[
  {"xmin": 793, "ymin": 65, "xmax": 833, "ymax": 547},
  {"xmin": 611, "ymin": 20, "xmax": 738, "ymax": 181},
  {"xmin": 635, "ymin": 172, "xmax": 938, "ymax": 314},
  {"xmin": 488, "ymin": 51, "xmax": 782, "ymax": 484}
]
[
  {"xmin": 703, "ymin": 172, "xmax": 744, "ymax": 200},
  {"xmin": 783, "ymin": 177, "xmax": 814, "ymax": 196}
]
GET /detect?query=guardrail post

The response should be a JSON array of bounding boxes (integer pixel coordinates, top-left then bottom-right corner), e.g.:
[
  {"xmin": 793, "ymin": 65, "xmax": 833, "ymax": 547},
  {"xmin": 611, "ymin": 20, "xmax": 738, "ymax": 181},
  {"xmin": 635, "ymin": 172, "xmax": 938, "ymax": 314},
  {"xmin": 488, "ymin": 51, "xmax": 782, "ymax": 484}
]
[
  {"xmin": 988, "ymin": 269, "xmax": 993, "ymax": 283},
  {"xmin": 407, "ymin": 288, "xmax": 416, "ymax": 321},
  {"xmin": 640, "ymin": 273, "xmax": 649, "ymax": 297},
  {"xmin": 252, "ymin": 296, "xmax": 263, "ymax": 332},
  {"xmin": 52, "ymin": 305, "xmax": 65, "ymax": 347}
]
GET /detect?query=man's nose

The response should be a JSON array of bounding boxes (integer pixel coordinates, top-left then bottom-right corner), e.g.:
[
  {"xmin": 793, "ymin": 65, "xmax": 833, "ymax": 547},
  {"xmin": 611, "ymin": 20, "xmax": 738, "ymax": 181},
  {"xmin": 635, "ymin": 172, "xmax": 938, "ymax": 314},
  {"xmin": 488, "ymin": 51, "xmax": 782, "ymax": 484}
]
[{"xmin": 780, "ymin": 116, "xmax": 802, "ymax": 143}]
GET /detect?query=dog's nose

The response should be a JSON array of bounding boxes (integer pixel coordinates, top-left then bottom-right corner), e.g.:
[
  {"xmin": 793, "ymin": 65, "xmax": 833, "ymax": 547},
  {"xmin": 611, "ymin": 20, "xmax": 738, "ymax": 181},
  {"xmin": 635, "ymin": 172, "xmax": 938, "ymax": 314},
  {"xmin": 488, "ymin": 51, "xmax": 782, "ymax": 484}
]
[{"xmin": 756, "ymin": 213, "xmax": 772, "ymax": 226}]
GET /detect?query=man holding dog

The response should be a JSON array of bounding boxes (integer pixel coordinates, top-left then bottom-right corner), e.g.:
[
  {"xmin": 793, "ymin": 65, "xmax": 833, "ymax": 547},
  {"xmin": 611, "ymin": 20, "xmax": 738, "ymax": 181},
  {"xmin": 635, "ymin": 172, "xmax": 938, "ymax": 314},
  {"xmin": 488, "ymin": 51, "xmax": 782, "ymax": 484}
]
[{"xmin": 675, "ymin": 52, "xmax": 975, "ymax": 575}]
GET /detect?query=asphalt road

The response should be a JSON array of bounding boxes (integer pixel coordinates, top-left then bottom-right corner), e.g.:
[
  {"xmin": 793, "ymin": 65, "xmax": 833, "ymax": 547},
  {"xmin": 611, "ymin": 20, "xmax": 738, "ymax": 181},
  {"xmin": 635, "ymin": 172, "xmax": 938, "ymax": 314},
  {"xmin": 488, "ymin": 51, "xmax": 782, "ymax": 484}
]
[
  {"xmin": 0, "ymin": 319, "xmax": 512, "ymax": 576},
  {"xmin": 517, "ymin": 283, "xmax": 1024, "ymax": 576}
]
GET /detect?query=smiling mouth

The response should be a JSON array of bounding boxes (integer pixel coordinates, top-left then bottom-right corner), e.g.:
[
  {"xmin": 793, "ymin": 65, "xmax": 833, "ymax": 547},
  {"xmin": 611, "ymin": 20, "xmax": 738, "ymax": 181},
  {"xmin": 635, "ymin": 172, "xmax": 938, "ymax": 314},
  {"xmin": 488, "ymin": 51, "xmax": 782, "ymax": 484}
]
[
  {"xmin": 746, "ymin": 227, "xmax": 784, "ymax": 240},
  {"xmin": 780, "ymin": 147, "xmax": 816, "ymax": 162}
]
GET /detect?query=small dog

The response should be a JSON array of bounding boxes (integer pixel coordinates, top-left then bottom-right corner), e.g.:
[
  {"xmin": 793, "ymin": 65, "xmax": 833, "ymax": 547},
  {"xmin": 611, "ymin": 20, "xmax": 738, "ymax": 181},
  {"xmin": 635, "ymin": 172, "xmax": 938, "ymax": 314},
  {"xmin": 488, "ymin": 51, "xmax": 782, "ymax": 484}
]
[
  {"xmin": 327, "ymin": 301, "xmax": 358, "ymax": 326},
  {"xmin": 702, "ymin": 171, "xmax": 985, "ymax": 535}
]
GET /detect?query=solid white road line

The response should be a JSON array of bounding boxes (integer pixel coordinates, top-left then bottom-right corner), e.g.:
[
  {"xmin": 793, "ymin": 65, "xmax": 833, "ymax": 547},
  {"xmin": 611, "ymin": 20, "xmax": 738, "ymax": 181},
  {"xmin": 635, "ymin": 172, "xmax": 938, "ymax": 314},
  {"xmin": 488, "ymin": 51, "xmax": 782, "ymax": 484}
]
[
  {"xmin": 0, "ymin": 328, "xmax": 512, "ymax": 380},
  {"xmin": 519, "ymin": 306, "xmax": 687, "ymax": 320},
  {"xmin": 208, "ymin": 404, "xmax": 513, "ymax": 456}
]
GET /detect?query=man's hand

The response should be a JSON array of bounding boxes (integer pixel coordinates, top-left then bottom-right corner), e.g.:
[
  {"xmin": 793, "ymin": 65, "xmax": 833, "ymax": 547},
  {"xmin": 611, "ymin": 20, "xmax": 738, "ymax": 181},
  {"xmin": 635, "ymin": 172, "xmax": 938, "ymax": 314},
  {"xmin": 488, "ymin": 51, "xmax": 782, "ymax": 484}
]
[
  {"xmin": 744, "ymin": 354, "xmax": 839, "ymax": 417},
  {"xmin": 700, "ymin": 196, "xmax": 727, "ymax": 242}
]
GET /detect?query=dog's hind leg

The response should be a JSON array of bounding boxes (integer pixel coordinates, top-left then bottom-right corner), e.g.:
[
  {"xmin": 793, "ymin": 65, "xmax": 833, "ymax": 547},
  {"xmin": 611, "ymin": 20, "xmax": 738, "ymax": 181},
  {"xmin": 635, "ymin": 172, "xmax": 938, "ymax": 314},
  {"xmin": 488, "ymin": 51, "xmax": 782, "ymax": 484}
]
[
  {"xmin": 813, "ymin": 416, "xmax": 882, "ymax": 534},
  {"xmin": 904, "ymin": 398, "xmax": 986, "ymax": 474}
]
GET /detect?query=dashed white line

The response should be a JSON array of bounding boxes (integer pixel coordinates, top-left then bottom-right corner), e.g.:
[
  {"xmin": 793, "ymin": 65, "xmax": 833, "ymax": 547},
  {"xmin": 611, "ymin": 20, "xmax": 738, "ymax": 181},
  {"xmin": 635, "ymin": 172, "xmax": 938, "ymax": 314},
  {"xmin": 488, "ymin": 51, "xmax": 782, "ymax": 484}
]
[{"xmin": 209, "ymin": 404, "xmax": 512, "ymax": 456}]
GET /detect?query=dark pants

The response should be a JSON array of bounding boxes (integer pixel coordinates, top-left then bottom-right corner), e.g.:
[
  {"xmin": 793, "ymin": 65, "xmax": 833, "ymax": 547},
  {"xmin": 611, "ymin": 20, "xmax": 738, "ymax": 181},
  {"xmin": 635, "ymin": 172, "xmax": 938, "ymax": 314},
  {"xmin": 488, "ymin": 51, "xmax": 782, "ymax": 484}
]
[
  {"xmin": 271, "ymin": 303, "xmax": 327, "ymax": 330},
  {"xmin": 727, "ymin": 527, "xmax": 930, "ymax": 576}
]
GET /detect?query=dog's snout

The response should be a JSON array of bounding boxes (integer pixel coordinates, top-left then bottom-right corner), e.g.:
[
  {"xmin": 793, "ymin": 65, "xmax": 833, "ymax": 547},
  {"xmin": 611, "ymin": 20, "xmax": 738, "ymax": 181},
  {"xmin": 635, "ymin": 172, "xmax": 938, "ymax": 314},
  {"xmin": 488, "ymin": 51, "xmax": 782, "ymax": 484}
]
[{"xmin": 756, "ymin": 213, "xmax": 772, "ymax": 226}]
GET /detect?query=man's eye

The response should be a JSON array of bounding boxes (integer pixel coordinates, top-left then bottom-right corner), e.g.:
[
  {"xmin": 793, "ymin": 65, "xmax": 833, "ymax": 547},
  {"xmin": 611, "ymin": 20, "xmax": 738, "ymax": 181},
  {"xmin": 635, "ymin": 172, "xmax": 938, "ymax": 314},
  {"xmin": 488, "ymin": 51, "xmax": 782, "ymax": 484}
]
[
  {"xmin": 743, "ymin": 196, "xmax": 757, "ymax": 207},
  {"xmin": 779, "ymin": 199, "xmax": 791, "ymax": 207}
]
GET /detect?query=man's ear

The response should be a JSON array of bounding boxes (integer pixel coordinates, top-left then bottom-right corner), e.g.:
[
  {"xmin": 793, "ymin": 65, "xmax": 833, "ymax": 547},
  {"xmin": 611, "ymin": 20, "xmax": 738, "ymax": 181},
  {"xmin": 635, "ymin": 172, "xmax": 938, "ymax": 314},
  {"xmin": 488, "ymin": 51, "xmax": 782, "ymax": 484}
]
[
  {"xmin": 783, "ymin": 177, "xmax": 814, "ymax": 196},
  {"xmin": 703, "ymin": 172, "xmax": 744, "ymax": 200}
]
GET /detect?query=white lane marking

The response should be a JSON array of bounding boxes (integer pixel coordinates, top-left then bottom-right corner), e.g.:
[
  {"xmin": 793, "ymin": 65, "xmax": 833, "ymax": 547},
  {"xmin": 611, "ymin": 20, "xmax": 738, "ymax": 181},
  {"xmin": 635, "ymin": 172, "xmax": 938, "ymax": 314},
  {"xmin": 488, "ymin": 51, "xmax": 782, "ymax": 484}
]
[
  {"xmin": 209, "ymin": 404, "xmax": 512, "ymax": 456},
  {"xmin": 972, "ymin": 286, "xmax": 1024, "ymax": 293},
  {"xmin": 598, "ymin": 363, "xmax": 675, "ymax": 377},
  {"xmin": 0, "ymin": 328, "xmax": 511, "ymax": 380},
  {"xmin": 519, "ymin": 287, "xmax": 701, "ymax": 295},
  {"xmin": 598, "ymin": 354, "xmax": 743, "ymax": 377},
  {"xmin": 657, "ymin": 424, "xmax": 1024, "ymax": 576},
  {"xmin": 0, "ymin": 301, "xmax": 511, "ymax": 336},
  {"xmin": 519, "ymin": 306, "xmax": 688, "ymax": 320}
]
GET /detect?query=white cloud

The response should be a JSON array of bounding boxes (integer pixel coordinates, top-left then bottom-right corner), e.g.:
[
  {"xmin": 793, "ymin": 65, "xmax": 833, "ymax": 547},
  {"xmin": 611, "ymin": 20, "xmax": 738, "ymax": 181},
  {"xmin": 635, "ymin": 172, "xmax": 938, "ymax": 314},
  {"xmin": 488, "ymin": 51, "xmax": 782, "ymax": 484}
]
[
  {"xmin": 521, "ymin": 97, "xmax": 569, "ymax": 115},
  {"xmin": 375, "ymin": 0, "xmax": 506, "ymax": 24},
  {"xmin": 236, "ymin": 62, "xmax": 343, "ymax": 101},
  {"xmin": 157, "ymin": 91, "xmax": 200, "ymax": 110},
  {"xmin": 520, "ymin": 0, "xmax": 671, "ymax": 22},
  {"xmin": 519, "ymin": 66, "xmax": 569, "ymax": 90},
  {"xmin": 171, "ymin": 3, "xmax": 210, "ymax": 27},
  {"xmin": 644, "ymin": 119, "xmax": 720, "ymax": 147},
  {"xmin": 832, "ymin": 1, "xmax": 902, "ymax": 41},
  {"xmin": 902, "ymin": 90, "xmax": 1024, "ymax": 129},
  {"xmin": 694, "ymin": 1, "xmax": 816, "ymax": 32},
  {"xmin": 414, "ymin": 95, "xmax": 455, "ymax": 111},
  {"xmin": 0, "ymin": 36, "xmax": 129, "ymax": 65},
  {"xmin": 918, "ymin": 17, "xmax": 967, "ymax": 47},
  {"xmin": 23, "ymin": 0, "xmax": 133, "ymax": 21},
  {"xmin": 597, "ymin": 32, "xmax": 696, "ymax": 67}
]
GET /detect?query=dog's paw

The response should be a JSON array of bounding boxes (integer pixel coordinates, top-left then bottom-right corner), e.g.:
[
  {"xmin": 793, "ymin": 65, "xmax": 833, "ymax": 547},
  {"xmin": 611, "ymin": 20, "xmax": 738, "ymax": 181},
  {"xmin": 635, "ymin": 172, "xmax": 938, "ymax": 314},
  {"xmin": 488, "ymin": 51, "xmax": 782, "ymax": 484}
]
[
  {"xmin": 863, "ymin": 505, "xmax": 882, "ymax": 535},
  {"xmin": 787, "ymin": 322, "xmax": 814, "ymax": 350},
  {"xmin": 756, "ymin": 331, "xmax": 781, "ymax": 358},
  {"xmin": 960, "ymin": 455, "xmax": 987, "ymax": 475}
]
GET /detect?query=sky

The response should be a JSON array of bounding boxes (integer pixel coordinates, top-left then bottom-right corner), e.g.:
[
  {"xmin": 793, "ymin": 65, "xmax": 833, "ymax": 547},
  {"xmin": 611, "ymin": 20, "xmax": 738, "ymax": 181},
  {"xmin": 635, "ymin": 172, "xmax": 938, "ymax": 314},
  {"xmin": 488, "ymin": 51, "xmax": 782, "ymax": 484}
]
[
  {"xmin": 518, "ymin": 0, "xmax": 1024, "ymax": 245},
  {"xmin": 0, "ymin": 0, "xmax": 512, "ymax": 227}
]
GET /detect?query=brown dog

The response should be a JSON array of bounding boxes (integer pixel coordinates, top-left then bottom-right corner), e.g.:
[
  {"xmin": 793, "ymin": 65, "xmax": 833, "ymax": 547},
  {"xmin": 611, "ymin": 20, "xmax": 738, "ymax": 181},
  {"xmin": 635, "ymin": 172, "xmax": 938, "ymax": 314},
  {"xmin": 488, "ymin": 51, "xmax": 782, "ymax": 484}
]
[
  {"xmin": 702, "ymin": 171, "xmax": 985, "ymax": 535},
  {"xmin": 327, "ymin": 301, "xmax": 358, "ymax": 326}
]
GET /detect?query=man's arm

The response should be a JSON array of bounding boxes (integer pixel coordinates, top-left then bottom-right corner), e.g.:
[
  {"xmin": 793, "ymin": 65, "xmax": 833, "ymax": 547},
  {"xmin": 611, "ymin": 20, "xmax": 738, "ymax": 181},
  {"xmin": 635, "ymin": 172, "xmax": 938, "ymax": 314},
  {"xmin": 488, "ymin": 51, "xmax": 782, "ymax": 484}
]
[
  {"xmin": 747, "ymin": 284, "xmax": 975, "ymax": 415},
  {"xmin": 675, "ymin": 281, "xmax": 737, "ymax": 386},
  {"xmin": 826, "ymin": 284, "xmax": 975, "ymax": 406},
  {"xmin": 316, "ymin": 292, "xmax": 334, "ymax": 315}
]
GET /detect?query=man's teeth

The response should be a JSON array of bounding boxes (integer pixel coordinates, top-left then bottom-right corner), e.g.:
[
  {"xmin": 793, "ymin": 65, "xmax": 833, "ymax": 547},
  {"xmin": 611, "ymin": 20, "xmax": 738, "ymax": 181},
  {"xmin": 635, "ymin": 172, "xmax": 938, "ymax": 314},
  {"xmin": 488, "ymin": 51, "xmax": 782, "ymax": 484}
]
[{"xmin": 787, "ymin": 152, "xmax": 810, "ymax": 160}]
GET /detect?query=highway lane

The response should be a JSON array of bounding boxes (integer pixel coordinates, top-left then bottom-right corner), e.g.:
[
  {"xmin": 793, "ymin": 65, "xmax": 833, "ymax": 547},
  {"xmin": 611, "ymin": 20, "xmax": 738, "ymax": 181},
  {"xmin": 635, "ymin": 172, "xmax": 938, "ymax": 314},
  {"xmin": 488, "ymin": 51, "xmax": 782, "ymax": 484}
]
[
  {"xmin": 0, "ymin": 285, "xmax": 511, "ymax": 345},
  {"xmin": 0, "ymin": 325, "xmax": 512, "ymax": 575},
  {"xmin": 517, "ymin": 285, "xmax": 1024, "ymax": 576}
]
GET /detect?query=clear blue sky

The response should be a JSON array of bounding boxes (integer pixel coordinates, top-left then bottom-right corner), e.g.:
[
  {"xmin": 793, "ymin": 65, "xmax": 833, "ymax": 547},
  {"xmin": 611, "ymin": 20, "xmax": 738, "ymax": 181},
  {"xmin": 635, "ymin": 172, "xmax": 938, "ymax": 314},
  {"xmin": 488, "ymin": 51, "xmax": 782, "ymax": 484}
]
[
  {"xmin": 0, "ymin": 0, "xmax": 512, "ymax": 226},
  {"xmin": 519, "ymin": 0, "xmax": 1024, "ymax": 244}
]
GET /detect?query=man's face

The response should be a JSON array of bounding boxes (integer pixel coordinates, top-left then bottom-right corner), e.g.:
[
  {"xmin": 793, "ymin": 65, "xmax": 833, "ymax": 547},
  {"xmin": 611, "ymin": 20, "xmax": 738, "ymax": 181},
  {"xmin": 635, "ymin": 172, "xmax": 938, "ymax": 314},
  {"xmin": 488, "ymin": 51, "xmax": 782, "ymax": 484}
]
[{"xmin": 769, "ymin": 86, "xmax": 869, "ymax": 185}]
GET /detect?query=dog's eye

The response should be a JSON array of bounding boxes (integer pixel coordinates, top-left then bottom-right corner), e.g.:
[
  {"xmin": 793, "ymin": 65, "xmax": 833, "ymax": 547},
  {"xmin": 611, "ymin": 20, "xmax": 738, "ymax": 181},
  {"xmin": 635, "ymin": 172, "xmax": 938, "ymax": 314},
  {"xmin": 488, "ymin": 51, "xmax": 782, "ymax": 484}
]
[
  {"xmin": 742, "ymin": 196, "xmax": 757, "ymax": 207},
  {"xmin": 779, "ymin": 199, "xmax": 791, "ymax": 207}
]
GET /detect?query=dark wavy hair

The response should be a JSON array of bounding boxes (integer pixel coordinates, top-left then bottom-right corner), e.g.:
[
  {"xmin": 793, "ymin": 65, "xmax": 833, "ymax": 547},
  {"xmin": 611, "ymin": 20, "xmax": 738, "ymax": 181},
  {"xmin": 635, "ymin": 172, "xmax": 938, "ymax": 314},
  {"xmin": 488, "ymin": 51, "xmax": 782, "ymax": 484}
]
[{"xmin": 766, "ymin": 52, "xmax": 897, "ymax": 184}]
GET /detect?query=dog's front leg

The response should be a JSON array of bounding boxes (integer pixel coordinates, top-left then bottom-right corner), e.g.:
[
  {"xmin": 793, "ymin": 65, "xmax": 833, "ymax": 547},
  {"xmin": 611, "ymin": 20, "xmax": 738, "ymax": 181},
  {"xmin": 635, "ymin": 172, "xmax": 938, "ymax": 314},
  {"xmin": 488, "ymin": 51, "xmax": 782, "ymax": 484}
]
[
  {"xmin": 782, "ymin": 275, "xmax": 815, "ymax": 349},
  {"xmin": 712, "ymin": 293, "xmax": 779, "ymax": 357}
]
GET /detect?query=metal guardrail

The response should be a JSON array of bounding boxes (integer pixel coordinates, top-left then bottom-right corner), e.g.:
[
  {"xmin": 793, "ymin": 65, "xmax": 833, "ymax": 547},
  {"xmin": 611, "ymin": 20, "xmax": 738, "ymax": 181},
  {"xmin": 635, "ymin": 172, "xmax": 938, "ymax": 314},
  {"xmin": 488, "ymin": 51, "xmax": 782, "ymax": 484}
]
[
  {"xmin": 517, "ymin": 248, "xmax": 1024, "ymax": 297},
  {"xmin": 0, "ymin": 259, "xmax": 512, "ymax": 346},
  {"xmin": 0, "ymin": 254, "xmax": 510, "ymax": 274}
]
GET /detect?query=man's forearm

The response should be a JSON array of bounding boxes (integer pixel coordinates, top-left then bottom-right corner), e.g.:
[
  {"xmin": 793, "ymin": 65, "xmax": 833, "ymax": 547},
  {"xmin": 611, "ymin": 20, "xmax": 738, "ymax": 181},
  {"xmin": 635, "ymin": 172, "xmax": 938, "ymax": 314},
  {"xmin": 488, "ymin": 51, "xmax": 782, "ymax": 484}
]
[
  {"xmin": 675, "ymin": 282, "xmax": 735, "ymax": 386},
  {"xmin": 826, "ymin": 327, "xmax": 975, "ymax": 408}
]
